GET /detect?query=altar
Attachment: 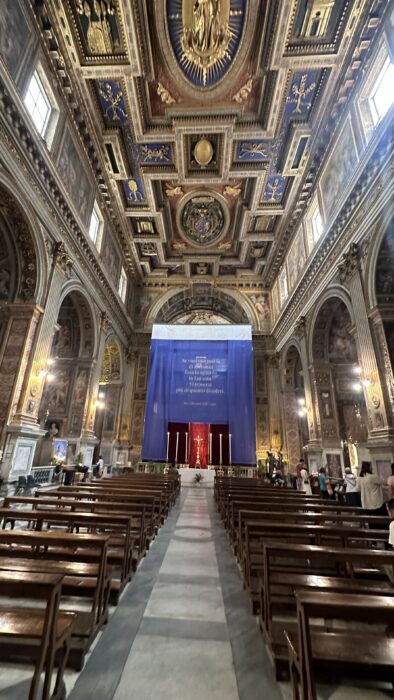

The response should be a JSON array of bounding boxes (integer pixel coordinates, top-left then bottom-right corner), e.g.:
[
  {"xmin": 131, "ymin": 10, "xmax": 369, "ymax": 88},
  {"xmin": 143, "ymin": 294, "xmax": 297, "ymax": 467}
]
[{"xmin": 179, "ymin": 467, "xmax": 216, "ymax": 488}]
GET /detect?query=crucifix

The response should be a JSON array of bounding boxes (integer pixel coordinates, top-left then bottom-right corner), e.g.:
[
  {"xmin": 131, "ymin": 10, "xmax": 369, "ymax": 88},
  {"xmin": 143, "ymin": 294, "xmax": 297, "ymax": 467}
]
[{"xmin": 194, "ymin": 433, "xmax": 203, "ymax": 467}]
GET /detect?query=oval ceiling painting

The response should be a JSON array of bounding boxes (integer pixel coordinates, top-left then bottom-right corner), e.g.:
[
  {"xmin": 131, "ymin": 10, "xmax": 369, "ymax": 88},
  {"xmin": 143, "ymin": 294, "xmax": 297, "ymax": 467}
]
[{"xmin": 166, "ymin": 0, "xmax": 247, "ymax": 88}]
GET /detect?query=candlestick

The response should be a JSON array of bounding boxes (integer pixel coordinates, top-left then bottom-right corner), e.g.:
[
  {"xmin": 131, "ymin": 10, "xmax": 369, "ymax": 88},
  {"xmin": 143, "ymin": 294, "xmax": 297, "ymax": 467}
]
[
  {"xmin": 185, "ymin": 432, "xmax": 188, "ymax": 465},
  {"xmin": 219, "ymin": 433, "xmax": 222, "ymax": 466},
  {"xmin": 229, "ymin": 433, "xmax": 232, "ymax": 467},
  {"xmin": 166, "ymin": 431, "xmax": 170, "ymax": 463},
  {"xmin": 209, "ymin": 433, "xmax": 212, "ymax": 466},
  {"xmin": 175, "ymin": 431, "xmax": 179, "ymax": 465}
]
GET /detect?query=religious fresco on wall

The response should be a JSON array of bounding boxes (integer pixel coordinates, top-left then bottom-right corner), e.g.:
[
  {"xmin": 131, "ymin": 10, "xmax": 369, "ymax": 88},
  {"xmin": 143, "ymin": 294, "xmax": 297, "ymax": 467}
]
[
  {"xmin": 57, "ymin": 128, "xmax": 94, "ymax": 226},
  {"xmin": 166, "ymin": 0, "xmax": 246, "ymax": 88},
  {"xmin": 102, "ymin": 232, "xmax": 121, "ymax": 284},
  {"xmin": 0, "ymin": 0, "xmax": 33, "ymax": 79},
  {"xmin": 383, "ymin": 321, "xmax": 394, "ymax": 374},
  {"xmin": 134, "ymin": 290, "xmax": 161, "ymax": 326},
  {"xmin": 287, "ymin": 228, "xmax": 306, "ymax": 290},
  {"xmin": 42, "ymin": 368, "xmax": 71, "ymax": 413},
  {"xmin": 325, "ymin": 452, "xmax": 342, "ymax": 479},
  {"xmin": 103, "ymin": 384, "xmax": 120, "ymax": 434},
  {"xmin": 245, "ymin": 293, "xmax": 270, "ymax": 322},
  {"xmin": 376, "ymin": 221, "xmax": 394, "ymax": 302},
  {"xmin": 328, "ymin": 307, "xmax": 357, "ymax": 363},
  {"xmin": 72, "ymin": 369, "xmax": 89, "ymax": 404},
  {"xmin": 320, "ymin": 117, "xmax": 359, "ymax": 220}
]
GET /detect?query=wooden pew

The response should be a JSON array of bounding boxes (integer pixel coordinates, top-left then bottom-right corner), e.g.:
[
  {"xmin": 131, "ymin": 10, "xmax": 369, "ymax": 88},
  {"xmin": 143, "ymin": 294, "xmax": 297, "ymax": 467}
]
[
  {"xmin": 285, "ymin": 591, "xmax": 394, "ymax": 700},
  {"xmin": 5, "ymin": 495, "xmax": 148, "ymax": 565},
  {"xmin": 261, "ymin": 543, "xmax": 394, "ymax": 679},
  {"xmin": 0, "ymin": 529, "xmax": 110, "ymax": 669},
  {"xmin": 243, "ymin": 520, "xmax": 389, "ymax": 608},
  {"xmin": 0, "ymin": 570, "xmax": 75, "ymax": 700},
  {"xmin": 0, "ymin": 508, "xmax": 134, "ymax": 603}
]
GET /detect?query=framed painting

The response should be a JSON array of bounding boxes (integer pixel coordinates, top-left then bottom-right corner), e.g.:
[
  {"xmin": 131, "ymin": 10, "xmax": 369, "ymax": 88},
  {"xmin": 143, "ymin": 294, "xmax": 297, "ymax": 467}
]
[
  {"xmin": 57, "ymin": 127, "xmax": 94, "ymax": 226},
  {"xmin": 320, "ymin": 116, "xmax": 359, "ymax": 222}
]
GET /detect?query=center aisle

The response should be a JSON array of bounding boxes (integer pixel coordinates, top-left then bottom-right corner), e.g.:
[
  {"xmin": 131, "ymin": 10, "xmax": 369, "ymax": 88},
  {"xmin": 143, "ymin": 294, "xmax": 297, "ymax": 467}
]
[{"xmin": 69, "ymin": 486, "xmax": 281, "ymax": 700}]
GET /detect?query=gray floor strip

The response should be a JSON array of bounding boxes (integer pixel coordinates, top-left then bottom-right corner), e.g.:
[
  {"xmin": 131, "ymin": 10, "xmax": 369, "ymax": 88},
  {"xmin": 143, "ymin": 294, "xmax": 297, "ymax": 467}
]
[{"xmin": 68, "ymin": 491, "xmax": 186, "ymax": 700}]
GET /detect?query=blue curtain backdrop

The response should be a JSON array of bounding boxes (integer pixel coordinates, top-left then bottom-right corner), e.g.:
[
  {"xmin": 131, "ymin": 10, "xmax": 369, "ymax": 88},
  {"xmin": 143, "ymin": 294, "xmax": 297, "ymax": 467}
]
[{"xmin": 142, "ymin": 336, "xmax": 256, "ymax": 464}]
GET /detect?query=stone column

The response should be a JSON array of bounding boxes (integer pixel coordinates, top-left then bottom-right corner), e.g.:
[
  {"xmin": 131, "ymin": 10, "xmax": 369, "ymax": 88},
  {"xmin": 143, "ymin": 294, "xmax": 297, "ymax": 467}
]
[
  {"xmin": 294, "ymin": 317, "xmax": 319, "ymax": 446},
  {"xmin": 114, "ymin": 345, "xmax": 137, "ymax": 466},
  {"xmin": 267, "ymin": 354, "xmax": 283, "ymax": 454},
  {"xmin": 80, "ymin": 311, "xmax": 109, "ymax": 445},
  {"xmin": 253, "ymin": 337, "xmax": 269, "ymax": 462},
  {"xmin": 369, "ymin": 309, "xmax": 394, "ymax": 426},
  {"xmin": 130, "ymin": 335, "xmax": 150, "ymax": 460},
  {"xmin": 338, "ymin": 243, "xmax": 391, "ymax": 438},
  {"xmin": 0, "ymin": 243, "xmax": 74, "ymax": 481},
  {"xmin": 12, "ymin": 242, "xmax": 72, "ymax": 427}
]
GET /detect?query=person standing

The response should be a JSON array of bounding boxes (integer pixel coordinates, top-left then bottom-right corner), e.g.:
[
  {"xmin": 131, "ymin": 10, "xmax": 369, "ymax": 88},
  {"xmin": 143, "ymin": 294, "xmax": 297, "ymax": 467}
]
[
  {"xmin": 295, "ymin": 458, "xmax": 305, "ymax": 491},
  {"xmin": 357, "ymin": 461, "xmax": 386, "ymax": 517},
  {"xmin": 300, "ymin": 465, "xmax": 312, "ymax": 496},
  {"xmin": 387, "ymin": 463, "xmax": 394, "ymax": 500},
  {"xmin": 343, "ymin": 466, "xmax": 361, "ymax": 507},
  {"xmin": 93, "ymin": 454, "xmax": 104, "ymax": 478},
  {"xmin": 318, "ymin": 467, "xmax": 329, "ymax": 499}
]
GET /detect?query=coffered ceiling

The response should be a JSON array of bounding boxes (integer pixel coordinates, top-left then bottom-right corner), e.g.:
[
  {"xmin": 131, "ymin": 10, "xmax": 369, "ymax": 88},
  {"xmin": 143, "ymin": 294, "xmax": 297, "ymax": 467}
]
[{"xmin": 39, "ymin": 0, "xmax": 378, "ymax": 288}]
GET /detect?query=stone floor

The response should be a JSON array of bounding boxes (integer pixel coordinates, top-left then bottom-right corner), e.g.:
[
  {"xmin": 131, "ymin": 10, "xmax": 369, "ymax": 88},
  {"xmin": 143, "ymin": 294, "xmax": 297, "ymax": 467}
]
[{"xmin": 1, "ymin": 486, "xmax": 393, "ymax": 699}]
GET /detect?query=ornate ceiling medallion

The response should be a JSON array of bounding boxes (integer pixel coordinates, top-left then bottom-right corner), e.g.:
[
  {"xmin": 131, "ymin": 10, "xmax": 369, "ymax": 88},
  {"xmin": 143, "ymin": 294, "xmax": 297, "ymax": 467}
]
[
  {"xmin": 193, "ymin": 138, "xmax": 213, "ymax": 166},
  {"xmin": 166, "ymin": 0, "xmax": 246, "ymax": 88},
  {"xmin": 178, "ymin": 191, "xmax": 229, "ymax": 246}
]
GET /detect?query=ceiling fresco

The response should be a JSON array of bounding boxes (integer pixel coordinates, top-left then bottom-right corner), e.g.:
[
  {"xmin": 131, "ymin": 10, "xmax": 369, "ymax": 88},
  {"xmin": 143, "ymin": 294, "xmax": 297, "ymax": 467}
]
[{"xmin": 37, "ymin": 0, "xmax": 383, "ymax": 295}]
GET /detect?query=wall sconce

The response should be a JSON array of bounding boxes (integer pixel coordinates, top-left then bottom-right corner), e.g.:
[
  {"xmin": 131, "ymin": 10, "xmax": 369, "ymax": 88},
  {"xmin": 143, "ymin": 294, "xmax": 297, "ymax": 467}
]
[
  {"xmin": 352, "ymin": 365, "xmax": 371, "ymax": 390},
  {"xmin": 352, "ymin": 382, "xmax": 363, "ymax": 392},
  {"xmin": 95, "ymin": 398, "xmax": 105, "ymax": 409}
]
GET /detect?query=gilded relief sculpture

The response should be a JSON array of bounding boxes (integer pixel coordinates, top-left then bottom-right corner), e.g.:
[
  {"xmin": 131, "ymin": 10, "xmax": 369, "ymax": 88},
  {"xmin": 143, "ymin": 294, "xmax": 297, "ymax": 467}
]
[
  {"xmin": 76, "ymin": 0, "xmax": 118, "ymax": 55},
  {"xmin": 181, "ymin": 0, "xmax": 232, "ymax": 85}
]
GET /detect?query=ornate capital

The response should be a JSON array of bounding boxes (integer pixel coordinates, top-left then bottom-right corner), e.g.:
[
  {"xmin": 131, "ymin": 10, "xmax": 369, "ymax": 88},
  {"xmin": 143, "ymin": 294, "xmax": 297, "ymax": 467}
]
[
  {"xmin": 267, "ymin": 352, "xmax": 280, "ymax": 369},
  {"xmin": 337, "ymin": 242, "xmax": 360, "ymax": 284},
  {"xmin": 294, "ymin": 315, "xmax": 306, "ymax": 339},
  {"xmin": 52, "ymin": 241, "xmax": 73, "ymax": 275},
  {"xmin": 100, "ymin": 311, "xmax": 112, "ymax": 334},
  {"xmin": 125, "ymin": 346, "xmax": 138, "ymax": 364}
]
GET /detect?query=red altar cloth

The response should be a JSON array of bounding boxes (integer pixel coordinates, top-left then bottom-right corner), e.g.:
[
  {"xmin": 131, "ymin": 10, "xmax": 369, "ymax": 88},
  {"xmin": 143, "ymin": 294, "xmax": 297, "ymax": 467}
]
[{"xmin": 189, "ymin": 423, "xmax": 209, "ymax": 468}]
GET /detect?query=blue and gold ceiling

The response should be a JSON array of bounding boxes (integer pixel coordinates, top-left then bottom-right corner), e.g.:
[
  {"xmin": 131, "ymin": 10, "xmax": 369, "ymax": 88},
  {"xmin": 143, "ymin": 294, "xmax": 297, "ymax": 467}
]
[{"xmin": 48, "ymin": 0, "xmax": 381, "ymax": 282}]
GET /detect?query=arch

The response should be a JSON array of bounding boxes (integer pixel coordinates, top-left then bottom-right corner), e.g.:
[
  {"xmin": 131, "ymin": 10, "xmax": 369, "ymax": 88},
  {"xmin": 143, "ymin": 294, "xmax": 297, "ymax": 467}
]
[
  {"xmin": 364, "ymin": 209, "xmax": 394, "ymax": 310},
  {"xmin": 308, "ymin": 286, "xmax": 355, "ymax": 363},
  {"xmin": 281, "ymin": 341, "xmax": 304, "ymax": 392},
  {"xmin": 0, "ymin": 180, "xmax": 48, "ymax": 305},
  {"xmin": 145, "ymin": 285, "xmax": 255, "ymax": 329},
  {"xmin": 57, "ymin": 281, "xmax": 98, "ymax": 358}
]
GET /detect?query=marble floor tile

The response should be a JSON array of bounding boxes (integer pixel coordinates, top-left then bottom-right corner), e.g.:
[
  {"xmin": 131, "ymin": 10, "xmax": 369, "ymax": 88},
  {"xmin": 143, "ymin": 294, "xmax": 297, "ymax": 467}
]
[
  {"xmin": 112, "ymin": 635, "xmax": 239, "ymax": 700},
  {"xmin": 143, "ymin": 580, "xmax": 226, "ymax": 622}
]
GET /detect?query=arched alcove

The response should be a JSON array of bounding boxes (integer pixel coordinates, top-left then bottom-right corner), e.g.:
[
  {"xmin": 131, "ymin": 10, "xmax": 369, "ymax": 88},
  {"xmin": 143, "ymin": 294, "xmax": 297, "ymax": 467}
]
[
  {"xmin": 311, "ymin": 296, "xmax": 367, "ymax": 467},
  {"xmin": 37, "ymin": 290, "xmax": 96, "ymax": 463}
]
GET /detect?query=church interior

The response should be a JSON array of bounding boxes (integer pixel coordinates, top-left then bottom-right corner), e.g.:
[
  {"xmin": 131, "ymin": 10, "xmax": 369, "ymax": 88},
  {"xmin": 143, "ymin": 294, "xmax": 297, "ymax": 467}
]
[{"xmin": 0, "ymin": 0, "xmax": 394, "ymax": 698}]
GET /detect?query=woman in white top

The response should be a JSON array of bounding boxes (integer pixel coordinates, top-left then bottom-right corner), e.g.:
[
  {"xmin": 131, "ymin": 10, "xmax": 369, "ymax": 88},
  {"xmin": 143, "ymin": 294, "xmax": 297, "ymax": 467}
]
[
  {"xmin": 344, "ymin": 467, "xmax": 361, "ymax": 508},
  {"xmin": 387, "ymin": 463, "xmax": 394, "ymax": 500},
  {"xmin": 300, "ymin": 467, "xmax": 312, "ymax": 496},
  {"xmin": 357, "ymin": 461, "xmax": 386, "ymax": 517}
]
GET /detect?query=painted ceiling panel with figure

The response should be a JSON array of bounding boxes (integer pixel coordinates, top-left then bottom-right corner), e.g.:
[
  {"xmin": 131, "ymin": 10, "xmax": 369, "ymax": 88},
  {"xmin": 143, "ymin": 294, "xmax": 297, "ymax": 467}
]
[{"xmin": 16, "ymin": 0, "xmax": 388, "ymax": 330}]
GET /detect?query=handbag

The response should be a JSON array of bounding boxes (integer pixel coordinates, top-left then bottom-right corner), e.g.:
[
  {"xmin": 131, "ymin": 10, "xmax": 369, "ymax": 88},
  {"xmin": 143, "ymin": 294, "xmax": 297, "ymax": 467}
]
[{"xmin": 327, "ymin": 482, "xmax": 334, "ymax": 496}]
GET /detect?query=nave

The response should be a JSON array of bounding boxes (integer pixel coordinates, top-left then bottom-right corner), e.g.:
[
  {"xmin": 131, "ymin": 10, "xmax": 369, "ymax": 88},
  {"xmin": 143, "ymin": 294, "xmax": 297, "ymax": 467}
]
[
  {"xmin": 67, "ymin": 486, "xmax": 281, "ymax": 700},
  {"xmin": 66, "ymin": 486, "xmax": 394, "ymax": 700}
]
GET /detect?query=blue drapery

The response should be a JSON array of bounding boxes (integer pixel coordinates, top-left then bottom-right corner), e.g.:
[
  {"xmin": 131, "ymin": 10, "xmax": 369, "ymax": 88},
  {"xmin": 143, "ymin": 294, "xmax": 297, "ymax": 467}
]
[{"xmin": 142, "ymin": 335, "xmax": 256, "ymax": 464}]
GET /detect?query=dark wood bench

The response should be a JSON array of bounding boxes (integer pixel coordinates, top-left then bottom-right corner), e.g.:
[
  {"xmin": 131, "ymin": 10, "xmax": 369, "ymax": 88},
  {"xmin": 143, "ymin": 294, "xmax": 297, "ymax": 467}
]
[
  {"xmin": 285, "ymin": 591, "xmax": 394, "ymax": 700},
  {"xmin": 0, "ymin": 507, "xmax": 135, "ymax": 595},
  {"xmin": 0, "ymin": 569, "xmax": 75, "ymax": 700},
  {"xmin": 0, "ymin": 529, "xmax": 110, "ymax": 669},
  {"xmin": 243, "ymin": 520, "xmax": 389, "ymax": 605},
  {"xmin": 5, "ymin": 495, "xmax": 148, "ymax": 565},
  {"xmin": 261, "ymin": 543, "xmax": 394, "ymax": 678}
]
